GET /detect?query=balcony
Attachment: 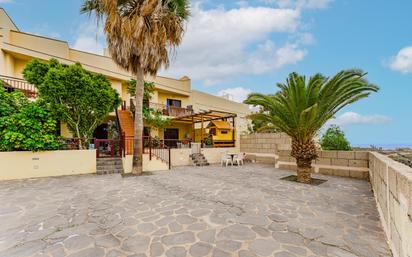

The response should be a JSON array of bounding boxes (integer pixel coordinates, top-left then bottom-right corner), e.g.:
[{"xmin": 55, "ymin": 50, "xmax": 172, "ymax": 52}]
[
  {"xmin": 149, "ymin": 102, "xmax": 193, "ymax": 117},
  {"xmin": 0, "ymin": 75, "xmax": 37, "ymax": 98}
]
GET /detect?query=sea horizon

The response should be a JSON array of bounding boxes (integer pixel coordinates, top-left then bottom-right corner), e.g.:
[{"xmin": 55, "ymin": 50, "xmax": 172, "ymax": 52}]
[{"xmin": 353, "ymin": 144, "xmax": 412, "ymax": 150}]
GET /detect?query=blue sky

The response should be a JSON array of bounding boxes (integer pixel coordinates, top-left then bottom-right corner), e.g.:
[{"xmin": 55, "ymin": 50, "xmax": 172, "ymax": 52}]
[{"xmin": 1, "ymin": 0, "xmax": 411, "ymax": 146}]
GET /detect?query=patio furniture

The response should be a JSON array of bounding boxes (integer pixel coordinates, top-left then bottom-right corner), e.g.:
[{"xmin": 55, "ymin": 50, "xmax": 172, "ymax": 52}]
[
  {"xmin": 233, "ymin": 153, "xmax": 245, "ymax": 166},
  {"xmin": 221, "ymin": 154, "xmax": 233, "ymax": 167}
]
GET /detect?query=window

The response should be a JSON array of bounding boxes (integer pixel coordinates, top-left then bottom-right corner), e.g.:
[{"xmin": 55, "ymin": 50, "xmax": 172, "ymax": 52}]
[
  {"xmin": 221, "ymin": 130, "xmax": 228, "ymax": 134},
  {"xmin": 167, "ymin": 99, "xmax": 182, "ymax": 108}
]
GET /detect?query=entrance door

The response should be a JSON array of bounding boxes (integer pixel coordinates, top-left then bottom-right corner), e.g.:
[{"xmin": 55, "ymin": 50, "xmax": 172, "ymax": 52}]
[{"xmin": 164, "ymin": 128, "xmax": 179, "ymax": 148}]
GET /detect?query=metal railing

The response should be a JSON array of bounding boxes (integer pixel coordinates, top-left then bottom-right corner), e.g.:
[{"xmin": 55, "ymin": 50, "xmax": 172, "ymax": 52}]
[
  {"xmin": 143, "ymin": 136, "xmax": 171, "ymax": 169},
  {"xmin": 0, "ymin": 75, "xmax": 37, "ymax": 98},
  {"xmin": 149, "ymin": 102, "xmax": 193, "ymax": 117}
]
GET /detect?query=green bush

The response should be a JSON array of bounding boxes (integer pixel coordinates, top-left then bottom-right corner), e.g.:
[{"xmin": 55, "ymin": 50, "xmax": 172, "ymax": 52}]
[
  {"xmin": 23, "ymin": 59, "xmax": 121, "ymax": 149},
  {"xmin": 0, "ymin": 82, "xmax": 60, "ymax": 151},
  {"xmin": 320, "ymin": 125, "xmax": 352, "ymax": 151}
]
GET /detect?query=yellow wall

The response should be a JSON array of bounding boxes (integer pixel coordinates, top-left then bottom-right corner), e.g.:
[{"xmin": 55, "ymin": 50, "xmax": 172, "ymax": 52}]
[
  {"xmin": 0, "ymin": 150, "xmax": 96, "ymax": 181},
  {"xmin": 157, "ymin": 92, "xmax": 190, "ymax": 107},
  {"xmin": 213, "ymin": 128, "xmax": 234, "ymax": 141},
  {"xmin": 160, "ymin": 122, "xmax": 192, "ymax": 140}
]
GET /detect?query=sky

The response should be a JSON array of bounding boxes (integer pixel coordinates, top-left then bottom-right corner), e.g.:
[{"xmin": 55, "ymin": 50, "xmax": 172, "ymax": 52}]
[{"xmin": 1, "ymin": 0, "xmax": 411, "ymax": 146}]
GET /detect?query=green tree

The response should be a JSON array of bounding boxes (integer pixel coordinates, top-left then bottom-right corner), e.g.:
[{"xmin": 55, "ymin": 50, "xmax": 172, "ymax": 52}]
[
  {"xmin": 320, "ymin": 125, "xmax": 352, "ymax": 151},
  {"xmin": 23, "ymin": 59, "xmax": 121, "ymax": 149},
  {"xmin": 127, "ymin": 79, "xmax": 171, "ymax": 130},
  {"xmin": 0, "ymin": 82, "xmax": 60, "ymax": 151},
  {"xmin": 245, "ymin": 70, "xmax": 378, "ymax": 183},
  {"xmin": 81, "ymin": 0, "xmax": 190, "ymax": 175}
]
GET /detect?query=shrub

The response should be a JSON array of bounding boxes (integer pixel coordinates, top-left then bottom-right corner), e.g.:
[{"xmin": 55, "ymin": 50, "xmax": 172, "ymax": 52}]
[
  {"xmin": 23, "ymin": 59, "xmax": 121, "ymax": 149},
  {"xmin": 0, "ymin": 82, "xmax": 60, "ymax": 151},
  {"xmin": 320, "ymin": 125, "xmax": 352, "ymax": 151}
]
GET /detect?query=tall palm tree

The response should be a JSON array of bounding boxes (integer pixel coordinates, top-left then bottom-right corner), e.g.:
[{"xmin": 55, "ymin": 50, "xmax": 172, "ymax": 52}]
[
  {"xmin": 244, "ymin": 70, "xmax": 378, "ymax": 183},
  {"xmin": 81, "ymin": 0, "xmax": 190, "ymax": 175}
]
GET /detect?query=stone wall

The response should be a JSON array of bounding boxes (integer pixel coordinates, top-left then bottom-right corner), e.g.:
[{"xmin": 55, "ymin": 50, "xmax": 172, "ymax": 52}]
[
  {"xmin": 369, "ymin": 152, "xmax": 412, "ymax": 257},
  {"xmin": 240, "ymin": 133, "xmax": 291, "ymax": 154},
  {"xmin": 277, "ymin": 150, "xmax": 370, "ymax": 179}
]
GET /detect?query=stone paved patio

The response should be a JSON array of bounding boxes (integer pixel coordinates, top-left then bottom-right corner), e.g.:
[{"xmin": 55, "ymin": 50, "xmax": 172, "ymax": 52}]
[{"xmin": 0, "ymin": 164, "xmax": 391, "ymax": 257}]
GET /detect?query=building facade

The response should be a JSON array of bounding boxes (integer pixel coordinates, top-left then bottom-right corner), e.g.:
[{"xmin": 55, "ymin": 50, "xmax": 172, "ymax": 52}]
[{"xmin": 0, "ymin": 8, "xmax": 250, "ymax": 153}]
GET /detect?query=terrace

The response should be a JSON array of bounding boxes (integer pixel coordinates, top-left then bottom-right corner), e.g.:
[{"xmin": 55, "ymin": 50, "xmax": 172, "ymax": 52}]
[{"xmin": 0, "ymin": 164, "xmax": 391, "ymax": 257}]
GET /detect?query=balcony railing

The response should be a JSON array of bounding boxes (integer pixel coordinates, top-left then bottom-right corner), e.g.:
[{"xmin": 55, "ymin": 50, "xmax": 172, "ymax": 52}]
[
  {"xmin": 0, "ymin": 75, "xmax": 37, "ymax": 98},
  {"xmin": 149, "ymin": 102, "xmax": 193, "ymax": 117}
]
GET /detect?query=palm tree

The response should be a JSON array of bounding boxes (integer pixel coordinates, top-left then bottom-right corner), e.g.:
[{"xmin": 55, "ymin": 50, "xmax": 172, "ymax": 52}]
[
  {"xmin": 244, "ymin": 70, "xmax": 378, "ymax": 183},
  {"xmin": 81, "ymin": 0, "xmax": 190, "ymax": 175}
]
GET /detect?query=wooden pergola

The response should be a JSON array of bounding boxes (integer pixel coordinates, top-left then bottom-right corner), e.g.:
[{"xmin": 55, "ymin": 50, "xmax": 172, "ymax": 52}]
[{"xmin": 172, "ymin": 110, "xmax": 237, "ymax": 144}]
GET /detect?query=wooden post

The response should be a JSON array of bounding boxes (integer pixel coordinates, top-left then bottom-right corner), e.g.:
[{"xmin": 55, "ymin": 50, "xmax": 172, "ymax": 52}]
[
  {"xmin": 232, "ymin": 116, "xmax": 235, "ymax": 144},
  {"xmin": 192, "ymin": 117, "xmax": 195, "ymax": 142},
  {"xmin": 201, "ymin": 114, "xmax": 204, "ymax": 148}
]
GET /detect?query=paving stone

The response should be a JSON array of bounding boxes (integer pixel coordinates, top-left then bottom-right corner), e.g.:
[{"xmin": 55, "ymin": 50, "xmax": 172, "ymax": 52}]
[
  {"xmin": 66, "ymin": 247, "xmax": 105, "ymax": 257},
  {"xmin": 189, "ymin": 242, "xmax": 212, "ymax": 257},
  {"xmin": 122, "ymin": 235, "xmax": 150, "ymax": 253},
  {"xmin": 272, "ymin": 231, "xmax": 304, "ymax": 245},
  {"xmin": 284, "ymin": 245, "xmax": 307, "ymax": 256},
  {"xmin": 176, "ymin": 214, "xmax": 197, "ymax": 225},
  {"xmin": 149, "ymin": 242, "xmax": 164, "ymax": 257},
  {"xmin": 327, "ymin": 246, "xmax": 358, "ymax": 257},
  {"xmin": 168, "ymin": 222, "xmax": 183, "ymax": 232},
  {"xmin": 216, "ymin": 240, "xmax": 242, "ymax": 252},
  {"xmin": 0, "ymin": 240, "xmax": 46, "ymax": 257},
  {"xmin": 95, "ymin": 234, "xmax": 120, "ymax": 248},
  {"xmin": 249, "ymin": 239, "xmax": 279, "ymax": 256},
  {"xmin": 238, "ymin": 250, "xmax": 257, "ymax": 257},
  {"xmin": 273, "ymin": 251, "xmax": 296, "ymax": 257},
  {"xmin": 217, "ymin": 224, "xmax": 256, "ymax": 240},
  {"xmin": 165, "ymin": 246, "xmax": 187, "ymax": 257},
  {"xmin": 197, "ymin": 229, "xmax": 216, "ymax": 243},
  {"xmin": 137, "ymin": 223, "xmax": 156, "ymax": 234},
  {"xmin": 106, "ymin": 249, "xmax": 124, "ymax": 257},
  {"xmin": 212, "ymin": 248, "xmax": 231, "ymax": 257},
  {"xmin": 187, "ymin": 222, "xmax": 207, "ymax": 231},
  {"xmin": 63, "ymin": 235, "xmax": 94, "ymax": 251},
  {"xmin": 161, "ymin": 231, "xmax": 196, "ymax": 246},
  {"xmin": 251, "ymin": 226, "xmax": 271, "ymax": 237}
]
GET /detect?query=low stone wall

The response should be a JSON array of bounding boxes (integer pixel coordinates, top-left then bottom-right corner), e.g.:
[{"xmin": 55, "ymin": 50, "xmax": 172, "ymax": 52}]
[
  {"xmin": 0, "ymin": 150, "xmax": 96, "ymax": 180},
  {"xmin": 277, "ymin": 150, "xmax": 370, "ymax": 179},
  {"xmin": 240, "ymin": 133, "xmax": 291, "ymax": 154},
  {"xmin": 369, "ymin": 152, "xmax": 412, "ymax": 257}
]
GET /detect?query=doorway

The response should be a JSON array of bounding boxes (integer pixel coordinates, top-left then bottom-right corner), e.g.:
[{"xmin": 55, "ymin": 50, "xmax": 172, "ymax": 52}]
[{"xmin": 164, "ymin": 128, "xmax": 179, "ymax": 148}]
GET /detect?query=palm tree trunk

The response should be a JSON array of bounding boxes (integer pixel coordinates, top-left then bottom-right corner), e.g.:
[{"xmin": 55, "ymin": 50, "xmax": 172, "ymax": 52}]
[
  {"xmin": 291, "ymin": 139, "xmax": 318, "ymax": 183},
  {"xmin": 132, "ymin": 67, "xmax": 144, "ymax": 175},
  {"xmin": 296, "ymin": 158, "xmax": 312, "ymax": 183}
]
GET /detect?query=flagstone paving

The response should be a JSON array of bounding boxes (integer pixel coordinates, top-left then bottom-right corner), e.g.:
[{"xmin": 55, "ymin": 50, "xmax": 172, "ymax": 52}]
[{"xmin": 0, "ymin": 164, "xmax": 391, "ymax": 257}]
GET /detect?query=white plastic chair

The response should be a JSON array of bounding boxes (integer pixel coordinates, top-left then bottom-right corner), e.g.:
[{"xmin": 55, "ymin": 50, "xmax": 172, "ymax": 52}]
[
  {"xmin": 221, "ymin": 154, "xmax": 233, "ymax": 167},
  {"xmin": 233, "ymin": 153, "xmax": 245, "ymax": 166}
]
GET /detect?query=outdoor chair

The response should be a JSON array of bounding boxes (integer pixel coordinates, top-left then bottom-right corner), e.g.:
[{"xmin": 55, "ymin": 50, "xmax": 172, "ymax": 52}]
[
  {"xmin": 221, "ymin": 154, "xmax": 233, "ymax": 167},
  {"xmin": 234, "ymin": 153, "xmax": 245, "ymax": 166}
]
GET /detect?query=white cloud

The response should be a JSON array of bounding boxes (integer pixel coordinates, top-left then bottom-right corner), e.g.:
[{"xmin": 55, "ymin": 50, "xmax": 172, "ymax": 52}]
[
  {"xmin": 328, "ymin": 112, "xmax": 391, "ymax": 127},
  {"xmin": 72, "ymin": 21, "xmax": 105, "ymax": 55},
  {"xmin": 161, "ymin": 4, "xmax": 306, "ymax": 85},
  {"xmin": 261, "ymin": 0, "xmax": 332, "ymax": 9},
  {"xmin": 217, "ymin": 87, "xmax": 252, "ymax": 103},
  {"xmin": 0, "ymin": 0, "xmax": 13, "ymax": 3},
  {"xmin": 388, "ymin": 45, "xmax": 412, "ymax": 74}
]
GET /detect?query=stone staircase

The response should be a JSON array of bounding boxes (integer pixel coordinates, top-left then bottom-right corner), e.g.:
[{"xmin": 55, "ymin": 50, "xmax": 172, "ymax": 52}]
[
  {"xmin": 190, "ymin": 153, "xmax": 210, "ymax": 166},
  {"xmin": 96, "ymin": 158, "xmax": 124, "ymax": 175}
]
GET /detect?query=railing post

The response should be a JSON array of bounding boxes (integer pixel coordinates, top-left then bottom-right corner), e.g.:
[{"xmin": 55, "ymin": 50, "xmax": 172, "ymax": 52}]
[
  {"xmin": 149, "ymin": 137, "xmax": 152, "ymax": 160},
  {"xmin": 168, "ymin": 147, "xmax": 171, "ymax": 170},
  {"xmin": 95, "ymin": 138, "xmax": 99, "ymax": 158}
]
